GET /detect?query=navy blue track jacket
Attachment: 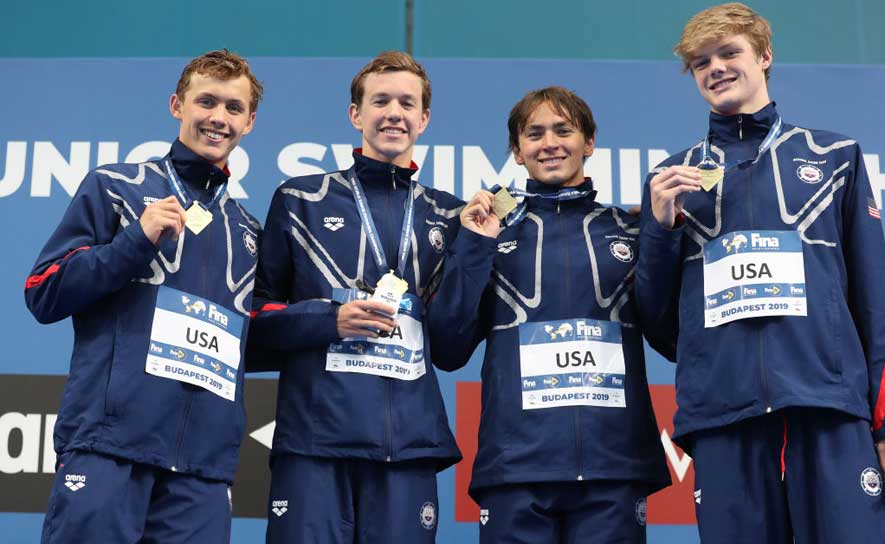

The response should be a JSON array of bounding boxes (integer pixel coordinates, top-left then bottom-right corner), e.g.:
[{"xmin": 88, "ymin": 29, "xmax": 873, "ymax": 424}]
[
  {"xmin": 248, "ymin": 151, "xmax": 463, "ymax": 469},
  {"xmin": 25, "ymin": 140, "xmax": 260, "ymax": 483},
  {"xmin": 636, "ymin": 103, "xmax": 885, "ymax": 445},
  {"xmin": 427, "ymin": 179, "xmax": 670, "ymax": 497}
]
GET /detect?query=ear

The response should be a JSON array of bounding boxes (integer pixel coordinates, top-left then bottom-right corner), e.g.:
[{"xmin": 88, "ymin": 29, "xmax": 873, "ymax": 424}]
[
  {"xmin": 759, "ymin": 47, "xmax": 773, "ymax": 71},
  {"xmin": 348, "ymin": 103, "xmax": 363, "ymax": 132},
  {"xmin": 242, "ymin": 111, "xmax": 256, "ymax": 137},
  {"xmin": 513, "ymin": 146, "xmax": 525, "ymax": 166},
  {"xmin": 415, "ymin": 108, "xmax": 430, "ymax": 136},
  {"xmin": 169, "ymin": 93, "xmax": 183, "ymax": 120},
  {"xmin": 583, "ymin": 136, "xmax": 595, "ymax": 158}
]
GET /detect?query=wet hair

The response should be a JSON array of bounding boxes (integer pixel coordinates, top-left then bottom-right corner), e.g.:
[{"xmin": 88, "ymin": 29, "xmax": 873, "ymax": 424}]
[
  {"xmin": 507, "ymin": 86, "xmax": 596, "ymax": 152},
  {"xmin": 175, "ymin": 49, "xmax": 264, "ymax": 113},
  {"xmin": 350, "ymin": 51, "xmax": 432, "ymax": 110}
]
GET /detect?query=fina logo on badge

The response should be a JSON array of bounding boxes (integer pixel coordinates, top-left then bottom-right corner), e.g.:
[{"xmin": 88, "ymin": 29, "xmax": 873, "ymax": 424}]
[
  {"xmin": 428, "ymin": 226, "xmax": 446, "ymax": 253},
  {"xmin": 419, "ymin": 502, "xmax": 437, "ymax": 530},
  {"xmin": 609, "ymin": 241, "xmax": 634, "ymax": 263},
  {"xmin": 796, "ymin": 164, "xmax": 824, "ymax": 184},
  {"xmin": 860, "ymin": 467, "xmax": 882, "ymax": 496}
]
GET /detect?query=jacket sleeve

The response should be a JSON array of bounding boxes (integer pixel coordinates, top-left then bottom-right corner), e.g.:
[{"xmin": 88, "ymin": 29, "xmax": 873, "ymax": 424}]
[
  {"xmin": 635, "ymin": 175, "xmax": 683, "ymax": 362},
  {"xmin": 841, "ymin": 144, "xmax": 885, "ymax": 441},
  {"xmin": 24, "ymin": 170, "xmax": 157, "ymax": 324},
  {"xmin": 246, "ymin": 187, "xmax": 341, "ymax": 365},
  {"xmin": 426, "ymin": 227, "xmax": 497, "ymax": 372}
]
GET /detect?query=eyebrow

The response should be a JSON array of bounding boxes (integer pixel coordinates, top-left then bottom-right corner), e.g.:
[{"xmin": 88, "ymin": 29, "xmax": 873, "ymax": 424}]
[{"xmin": 195, "ymin": 92, "xmax": 246, "ymax": 106}]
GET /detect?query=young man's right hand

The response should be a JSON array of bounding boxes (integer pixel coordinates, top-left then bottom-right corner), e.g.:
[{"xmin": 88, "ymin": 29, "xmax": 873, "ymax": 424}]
[
  {"xmin": 649, "ymin": 166, "xmax": 702, "ymax": 229},
  {"xmin": 337, "ymin": 300, "xmax": 397, "ymax": 338},
  {"xmin": 139, "ymin": 196, "xmax": 188, "ymax": 245},
  {"xmin": 460, "ymin": 190, "xmax": 501, "ymax": 238}
]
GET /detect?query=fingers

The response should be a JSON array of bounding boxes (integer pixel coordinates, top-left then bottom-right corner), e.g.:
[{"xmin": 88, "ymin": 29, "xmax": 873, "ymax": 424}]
[
  {"xmin": 140, "ymin": 197, "xmax": 189, "ymax": 245},
  {"xmin": 650, "ymin": 166, "xmax": 702, "ymax": 193},
  {"xmin": 460, "ymin": 190, "xmax": 499, "ymax": 236},
  {"xmin": 337, "ymin": 299, "xmax": 397, "ymax": 338}
]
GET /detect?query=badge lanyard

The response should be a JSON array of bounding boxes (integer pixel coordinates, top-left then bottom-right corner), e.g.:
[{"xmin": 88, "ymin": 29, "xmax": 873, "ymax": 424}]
[
  {"xmin": 700, "ymin": 116, "xmax": 783, "ymax": 169},
  {"xmin": 490, "ymin": 183, "xmax": 595, "ymax": 227},
  {"xmin": 163, "ymin": 159, "xmax": 227, "ymax": 210},
  {"xmin": 347, "ymin": 167, "xmax": 415, "ymax": 279}
]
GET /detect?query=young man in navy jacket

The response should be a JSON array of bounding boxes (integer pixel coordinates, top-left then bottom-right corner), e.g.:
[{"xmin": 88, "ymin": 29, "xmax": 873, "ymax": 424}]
[
  {"xmin": 249, "ymin": 51, "xmax": 462, "ymax": 543},
  {"xmin": 26, "ymin": 50, "xmax": 263, "ymax": 543},
  {"xmin": 636, "ymin": 3, "xmax": 885, "ymax": 542},
  {"xmin": 427, "ymin": 87, "xmax": 670, "ymax": 543}
]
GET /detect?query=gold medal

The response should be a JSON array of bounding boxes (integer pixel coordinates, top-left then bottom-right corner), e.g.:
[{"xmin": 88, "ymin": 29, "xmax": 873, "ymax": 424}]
[
  {"xmin": 492, "ymin": 188, "xmax": 518, "ymax": 219},
  {"xmin": 185, "ymin": 203, "xmax": 213, "ymax": 235},
  {"xmin": 697, "ymin": 164, "xmax": 724, "ymax": 192}
]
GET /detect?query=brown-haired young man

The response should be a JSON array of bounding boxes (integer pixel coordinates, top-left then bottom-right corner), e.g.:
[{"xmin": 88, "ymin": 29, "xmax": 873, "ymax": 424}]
[
  {"xmin": 427, "ymin": 86, "xmax": 670, "ymax": 543},
  {"xmin": 27, "ymin": 49, "xmax": 262, "ymax": 543},
  {"xmin": 248, "ymin": 50, "xmax": 462, "ymax": 543},
  {"xmin": 636, "ymin": 3, "xmax": 885, "ymax": 542}
]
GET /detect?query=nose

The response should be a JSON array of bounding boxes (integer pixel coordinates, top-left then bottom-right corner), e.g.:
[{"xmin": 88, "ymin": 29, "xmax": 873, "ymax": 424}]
[
  {"xmin": 541, "ymin": 130, "xmax": 558, "ymax": 149},
  {"xmin": 207, "ymin": 104, "xmax": 227, "ymax": 126},
  {"xmin": 709, "ymin": 54, "xmax": 727, "ymax": 76},
  {"xmin": 385, "ymin": 100, "xmax": 404, "ymax": 121}
]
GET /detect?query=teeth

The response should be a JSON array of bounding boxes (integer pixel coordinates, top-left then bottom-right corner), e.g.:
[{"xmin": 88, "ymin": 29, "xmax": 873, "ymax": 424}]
[
  {"xmin": 382, "ymin": 128, "xmax": 405, "ymax": 134},
  {"xmin": 202, "ymin": 129, "xmax": 225, "ymax": 141}
]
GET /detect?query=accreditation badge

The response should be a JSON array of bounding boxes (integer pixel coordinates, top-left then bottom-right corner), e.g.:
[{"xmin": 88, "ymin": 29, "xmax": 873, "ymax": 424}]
[
  {"xmin": 145, "ymin": 286, "xmax": 242, "ymax": 400},
  {"xmin": 703, "ymin": 230, "xmax": 807, "ymax": 327},
  {"xmin": 371, "ymin": 270, "xmax": 409, "ymax": 319},
  {"xmin": 518, "ymin": 318, "xmax": 626, "ymax": 410},
  {"xmin": 326, "ymin": 289, "xmax": 426, "ymax": 381}
]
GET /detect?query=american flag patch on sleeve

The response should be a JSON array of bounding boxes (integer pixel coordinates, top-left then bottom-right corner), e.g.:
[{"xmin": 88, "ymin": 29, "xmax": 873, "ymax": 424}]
[{"xmin": 869, "ymin": 197, "xmax": 881, "ymax": 220}]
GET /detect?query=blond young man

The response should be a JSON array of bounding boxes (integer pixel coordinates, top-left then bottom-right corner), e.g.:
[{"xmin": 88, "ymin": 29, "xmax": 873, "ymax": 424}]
[
  {"xmin": 636, "ymin": 3, "xmax": 885, "ymax": 542},
  {"xmin": 248, "ymin": 51, "xmax": 462, "ymax": 543},
  {"xmin": 27, "ymin": 50, "xmax": 263, "ymax": 543}
]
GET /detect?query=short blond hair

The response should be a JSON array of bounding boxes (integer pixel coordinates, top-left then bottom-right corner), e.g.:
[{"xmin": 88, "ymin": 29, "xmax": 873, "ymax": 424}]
[
  {"xmin": 350, "ymin": 51, "xmax": 432, "ymax": 111},
  {"xmin": 176, "ymin": 49, "xmax": 264, "ymax": 113},
  {"xmin": 674, "ymin": 2, "xmax": 773, "ymax": 80}
]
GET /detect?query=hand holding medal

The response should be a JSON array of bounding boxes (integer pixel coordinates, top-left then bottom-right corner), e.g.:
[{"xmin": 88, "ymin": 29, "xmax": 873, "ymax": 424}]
[
  {"xmin": 460, "ymin": 190, "xmax": 503, "ymax": 238},
  {"xmin": 648, "ymin": 165, "xmax": 702, "ymax": 229}
]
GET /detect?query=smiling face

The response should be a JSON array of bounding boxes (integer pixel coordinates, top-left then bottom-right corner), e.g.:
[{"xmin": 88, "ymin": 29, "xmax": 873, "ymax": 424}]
[
  {"xmin": 689, "ymin": 33, "xmax": 772, "ymax": 116},
  {"xmin": 170, "ymin": 72, "xmax": 255, "ymax": 169},
  {"xmin": 348, "ymin": 70, "xmax": 429, "ymax": 168},
  {"xmin": 513, "ymin": 101, "xmax": 594, "ymax": 188}
]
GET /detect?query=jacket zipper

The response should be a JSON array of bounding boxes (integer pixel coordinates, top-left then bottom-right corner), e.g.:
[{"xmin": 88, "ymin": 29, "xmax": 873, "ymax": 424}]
[
  {"xmin": 739, "ymin": 115, "xmax": 743, "ymax": 140},
  {"xmin": 746, "ymin": 144, "xmax": 771, "ymax": 412},
  {"xmin": 559, "ymin": 202, "xmax": 583, "ymax": 480},
  {"xmin": 386, "ymin": 164, "xmax": 396, "ymax": 461}
]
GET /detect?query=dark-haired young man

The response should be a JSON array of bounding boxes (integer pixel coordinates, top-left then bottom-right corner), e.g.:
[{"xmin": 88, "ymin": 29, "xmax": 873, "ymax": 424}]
[{"xmin": 428, "ymin": 86, "xmax": 670, "ymax": 544}]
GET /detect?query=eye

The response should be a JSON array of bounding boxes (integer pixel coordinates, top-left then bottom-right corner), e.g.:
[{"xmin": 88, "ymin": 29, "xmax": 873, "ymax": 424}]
[
  {"xmin": 197, "ymin": 96, "xmax": 216, "ymax": 107},
  {"xmin": 556, "ymin": 127, "xmax": 574, "ymax": 136},
  {"xmin": 692, "ymin": 58, "xmax": 710, "ymax": 71},
  {"xmin": 227, "ymin": 103, "xmax": 244, "ymax": 114},
  {"xmin": 723, "ymin": 49, "xmax": 740, "ymax": 58}
]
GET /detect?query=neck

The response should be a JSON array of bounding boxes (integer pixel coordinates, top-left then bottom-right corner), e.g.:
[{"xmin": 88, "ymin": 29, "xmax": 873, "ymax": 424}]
[
  {"xmin": 712, "ymin": 94, "xmax": 771, "ymax": 116},
  {"xmin": 361, "ymin": 145, "xmax": 413, "ymax": 169}
]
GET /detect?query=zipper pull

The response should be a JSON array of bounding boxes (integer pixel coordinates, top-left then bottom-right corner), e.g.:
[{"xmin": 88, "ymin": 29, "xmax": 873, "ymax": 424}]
[
  {"xmin": 557, "ymin": 201, "xmax": 561, "ymax": 213},
  {"xmin": 390, "ymin": 164, "xmax": 396, "ymax": 190},
  {"xmin": 738, "ymin": 116, "xmax": 743, "ymax": 140}
]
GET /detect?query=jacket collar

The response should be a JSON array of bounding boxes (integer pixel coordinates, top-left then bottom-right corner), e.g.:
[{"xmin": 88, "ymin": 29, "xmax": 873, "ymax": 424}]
[
  {"xmin": 168, "ymin": 139, "xmax": 230, "ymax": 189},
  {"xmin": 708, "ymin": 101, "xmax": 779, "ymax": 145},
  {"xmin": 352, "ymin": 148, "xmax": 418, "ymax": 189}
]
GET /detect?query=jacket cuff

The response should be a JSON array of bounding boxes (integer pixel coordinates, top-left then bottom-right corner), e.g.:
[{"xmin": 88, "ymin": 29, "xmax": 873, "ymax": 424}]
[{"xmin": 450, "ymin": 228, "xmax": 497, "ymax": 270}]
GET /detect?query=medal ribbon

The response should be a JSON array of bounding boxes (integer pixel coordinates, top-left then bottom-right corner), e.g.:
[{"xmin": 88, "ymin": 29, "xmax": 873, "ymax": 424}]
[
  {"xmin": 347, "ymin": 167, "xmax": 415, "ymax": 278},
  {"xmin": 163, "ymin": 159, "xmax": 227, "ymax": 210},
  {"xmin": 700, "ymin": 116, "xmax": 783, "ymax": 168},
  {"xmin": 490, "ymin": 183, "xmax": 595, "ymax": 227}
]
